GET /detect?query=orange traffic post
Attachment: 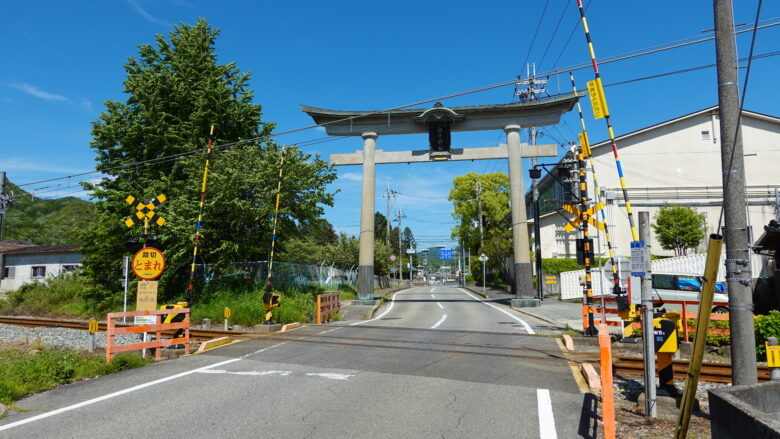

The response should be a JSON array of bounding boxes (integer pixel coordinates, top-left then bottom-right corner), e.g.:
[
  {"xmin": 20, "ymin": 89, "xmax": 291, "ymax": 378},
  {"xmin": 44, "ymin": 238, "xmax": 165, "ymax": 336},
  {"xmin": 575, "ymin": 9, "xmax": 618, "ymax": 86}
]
[{"xmin": 598, "ymin": 324, "xmax": 616, "ymax": 439}]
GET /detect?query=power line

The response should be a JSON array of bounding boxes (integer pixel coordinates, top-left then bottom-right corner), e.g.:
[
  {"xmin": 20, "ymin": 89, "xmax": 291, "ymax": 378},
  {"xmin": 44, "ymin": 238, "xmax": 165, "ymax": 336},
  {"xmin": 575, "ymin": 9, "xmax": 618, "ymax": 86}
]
[
  {"xmin": 14, "ymin": 19, "xmax": 780, "ymax": 193},
  {"xmin": 519, "ymin": 0, "xmax": 551, "ymax": 79}
]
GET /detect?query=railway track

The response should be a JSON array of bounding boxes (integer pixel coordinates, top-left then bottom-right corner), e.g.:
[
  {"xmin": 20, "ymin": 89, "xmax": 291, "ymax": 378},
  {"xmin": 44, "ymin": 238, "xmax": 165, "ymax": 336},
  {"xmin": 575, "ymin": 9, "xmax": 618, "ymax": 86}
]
[
  {"xmin": 1, "ymin": 316, "xmax": 772, "ymax": 383},
  {"xmin": 612, "ymin": 355, "xmax": 770, "ymax": 384},
  {"xmin": 0, "ymin": 316, "xmax": 245, "ymax": 341}
]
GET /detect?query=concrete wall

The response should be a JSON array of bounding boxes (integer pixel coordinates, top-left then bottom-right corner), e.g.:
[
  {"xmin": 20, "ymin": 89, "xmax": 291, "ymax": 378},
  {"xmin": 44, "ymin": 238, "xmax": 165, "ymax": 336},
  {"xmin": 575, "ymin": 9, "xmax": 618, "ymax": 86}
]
[
  {"xmin": 709, "ymin": 381, "xmax": 780, "ymax": 438},
  {"xmin": 0, "ymin": 252, "xmax": 83, "ymax": 293},
  {"xmin": 532, "ymin": 112, "xmax": 780, "ymax": 258}
]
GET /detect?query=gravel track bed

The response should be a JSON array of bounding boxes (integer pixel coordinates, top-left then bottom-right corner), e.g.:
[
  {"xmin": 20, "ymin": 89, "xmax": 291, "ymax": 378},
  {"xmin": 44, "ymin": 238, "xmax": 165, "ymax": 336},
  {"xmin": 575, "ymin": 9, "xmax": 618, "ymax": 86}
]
[{"xmin": 0, "ymin": 323, "xmax": 141, "ymax": 350}]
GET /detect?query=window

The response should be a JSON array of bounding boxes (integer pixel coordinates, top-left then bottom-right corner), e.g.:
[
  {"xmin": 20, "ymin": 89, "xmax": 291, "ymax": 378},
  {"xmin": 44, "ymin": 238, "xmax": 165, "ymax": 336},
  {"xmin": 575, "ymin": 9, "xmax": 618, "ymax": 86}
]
[
  {"xmin": 62, "ymin": 265, "xmax": 79, "ymax": 272},
  {"xmin": 701, "ymin": 130, "xmax": 710, "ymax": 140},
  {"xmin": 652, "ymin": 274, "xmax": 676, "ymax": 290},
  {"xmin": 2, "ymin": 266, "xmax": 15, "ymax": 279},
  {"xmin": 31, "ymin": 266, "xmax": 46, "ymax": 279}
]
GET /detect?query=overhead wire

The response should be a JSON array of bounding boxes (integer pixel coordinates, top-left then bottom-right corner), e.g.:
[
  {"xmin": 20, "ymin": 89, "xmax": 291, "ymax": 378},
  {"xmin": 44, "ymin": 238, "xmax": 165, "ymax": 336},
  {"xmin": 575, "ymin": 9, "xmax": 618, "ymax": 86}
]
[{"xmin": 14, "ymin": 18, "xmax": 780, "ymax": 195}]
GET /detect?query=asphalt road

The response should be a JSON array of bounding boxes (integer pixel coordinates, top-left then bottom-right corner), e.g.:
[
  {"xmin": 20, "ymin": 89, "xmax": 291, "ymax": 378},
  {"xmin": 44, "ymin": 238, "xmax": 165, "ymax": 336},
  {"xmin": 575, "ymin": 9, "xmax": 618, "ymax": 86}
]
[{"xmin": 0, "ymin": 286, "xmax": 598, "ymax": 438}]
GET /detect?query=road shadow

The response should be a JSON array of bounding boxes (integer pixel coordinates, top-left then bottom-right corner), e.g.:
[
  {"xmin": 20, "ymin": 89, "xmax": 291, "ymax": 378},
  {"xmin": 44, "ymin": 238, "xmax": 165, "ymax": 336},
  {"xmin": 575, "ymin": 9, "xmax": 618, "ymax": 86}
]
[{"xmin": 577, "ymin": 393, "xmax": 600, "ymax": 439}]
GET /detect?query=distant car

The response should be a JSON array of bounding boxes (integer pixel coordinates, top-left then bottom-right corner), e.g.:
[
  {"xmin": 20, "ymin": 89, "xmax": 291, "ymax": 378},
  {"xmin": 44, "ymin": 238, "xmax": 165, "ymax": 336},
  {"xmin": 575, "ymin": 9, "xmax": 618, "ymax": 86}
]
[{"xmin": 650, "ymin": 272, "xmax": 729, "ymax": 314}]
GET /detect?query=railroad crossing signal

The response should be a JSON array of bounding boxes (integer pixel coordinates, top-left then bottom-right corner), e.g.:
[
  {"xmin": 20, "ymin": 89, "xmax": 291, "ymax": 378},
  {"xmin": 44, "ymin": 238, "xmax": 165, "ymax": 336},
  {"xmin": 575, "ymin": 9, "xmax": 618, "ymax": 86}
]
[
  {"xmin": 562, "ymin": 202, "xmax": 606, "ymax": 232},
  {"xmin": 125, "ymin": 194, "xmax": 167, "ymax": 228}
]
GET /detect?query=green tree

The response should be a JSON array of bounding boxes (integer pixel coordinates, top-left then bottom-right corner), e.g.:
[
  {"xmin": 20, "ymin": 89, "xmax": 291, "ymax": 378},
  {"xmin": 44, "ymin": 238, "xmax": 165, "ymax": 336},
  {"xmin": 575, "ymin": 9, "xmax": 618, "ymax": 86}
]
[
  {"xmin": 80, "ymin": 19, "xmax": 336, "ymax": 306},
  {"xmin": 449, "ymin": 172, "xmax": 512, "ymax": 283},
  {"xmin": 279, "ymin": 234, "xmax": 392, "ymax": 276},
  {"xmin": 652, "ymin": 204, "xmax": 707, "ymax": 256}
]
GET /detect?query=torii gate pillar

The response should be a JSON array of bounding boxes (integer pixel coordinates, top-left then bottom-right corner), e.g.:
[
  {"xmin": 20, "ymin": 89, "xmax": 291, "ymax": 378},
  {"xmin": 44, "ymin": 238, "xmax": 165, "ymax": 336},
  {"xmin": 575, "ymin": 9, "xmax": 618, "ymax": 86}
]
[
  {"xmin": 505, "ymin": 125, "xmax": 534, "ymax": 301},
  {"xmin": 357, "ymin": 132, "xmax": 377, "ymax": 300}
]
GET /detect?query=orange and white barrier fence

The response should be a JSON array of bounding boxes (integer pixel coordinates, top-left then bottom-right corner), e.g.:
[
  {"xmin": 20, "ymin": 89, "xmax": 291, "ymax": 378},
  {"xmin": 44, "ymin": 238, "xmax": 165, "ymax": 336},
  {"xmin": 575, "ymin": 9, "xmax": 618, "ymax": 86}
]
[
  {"xmin": 584, "ymin": 297, "xmax": 731, "ymax": 341},
  {"xmin": 105, "ymin": 309, "xmax": 190, "ymax": 363},
  {"xmin": 316, "ymin": 292, "xmax": 340, "ymax": 324}
]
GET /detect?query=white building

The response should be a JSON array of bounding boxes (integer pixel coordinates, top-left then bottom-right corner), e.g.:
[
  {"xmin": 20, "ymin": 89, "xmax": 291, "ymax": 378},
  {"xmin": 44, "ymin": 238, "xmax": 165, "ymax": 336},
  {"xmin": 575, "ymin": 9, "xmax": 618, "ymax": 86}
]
[
  {"xmin": 528, "ymin": 106, "xmax": 780, "ymax": 259},
  {"xmin": 0, "ymin": 244, "xmax": 83, "ymax": 293}
]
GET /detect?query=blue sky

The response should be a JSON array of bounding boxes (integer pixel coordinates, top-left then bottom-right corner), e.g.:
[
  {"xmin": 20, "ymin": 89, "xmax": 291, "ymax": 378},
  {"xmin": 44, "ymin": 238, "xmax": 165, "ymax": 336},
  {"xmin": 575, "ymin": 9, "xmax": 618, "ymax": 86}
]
[{"xmin": 2, "ymin": 0, "xmax": 779, "ymax": 250}]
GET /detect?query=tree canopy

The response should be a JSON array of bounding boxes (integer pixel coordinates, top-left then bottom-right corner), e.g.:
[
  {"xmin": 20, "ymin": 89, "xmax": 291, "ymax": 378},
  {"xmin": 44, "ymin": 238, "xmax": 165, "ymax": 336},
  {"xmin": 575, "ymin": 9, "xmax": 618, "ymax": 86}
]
[
  {"xmin": 449, "ymin": 172, "xmax": 512, "ymax": 283},
  {"xmin": 652, "ymin": 204, "xmax": 707, "ymax": 256},
  {"xmin": 80, "ymin": 19, "xmax": 336, "ymax": 305}
]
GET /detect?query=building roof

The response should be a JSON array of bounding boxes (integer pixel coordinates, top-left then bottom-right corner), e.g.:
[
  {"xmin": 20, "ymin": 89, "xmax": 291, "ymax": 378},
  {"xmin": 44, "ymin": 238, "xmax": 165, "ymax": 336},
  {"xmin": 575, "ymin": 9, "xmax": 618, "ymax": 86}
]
[
  {"xmin": 3, "ymin": 244, "xmax": 82, "ymax": 256},
  {"xmin": 0, "ymin": 240, "xmax": 36, "ymax": 253},
  {"xmin": 528, "ymin": 106, "xmax": 780, "ymax": 193},
  {"xmin": 588, "ymin": 106, "xmax": 780, "ymax": 151}
]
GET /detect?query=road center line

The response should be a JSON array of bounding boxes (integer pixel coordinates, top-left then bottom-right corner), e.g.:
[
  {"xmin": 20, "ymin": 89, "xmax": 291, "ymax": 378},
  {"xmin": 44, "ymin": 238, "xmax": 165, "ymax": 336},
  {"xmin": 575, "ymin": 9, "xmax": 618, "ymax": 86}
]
[
  {"xmin": 458, "ymin": 288, "xmax": 536, "ymax": 334},
  {"xmin": 0, "ymin": 341, "xmax": 288, "ymax": 433},
  {"xmin": 537, "ymin": 388, "xmax": 558, "ymax": 439},
  {"xmin": 436, "ymin": 302, "xmax": 444, "ymax": 309},
  {"xmin": 430, "ymin": 314, "xmax": 447, "ymax": 329},
  {"xmin": 431, "ymin": 293, "xmax": 436, "ymax": 299}
]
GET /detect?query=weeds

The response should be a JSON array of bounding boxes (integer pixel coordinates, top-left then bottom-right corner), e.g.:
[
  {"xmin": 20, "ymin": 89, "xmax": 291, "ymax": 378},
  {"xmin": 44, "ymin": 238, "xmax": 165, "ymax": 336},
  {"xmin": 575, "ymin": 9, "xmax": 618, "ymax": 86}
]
[{"xmin": 0, "ymin": 346, "xmax": 149, "ymax": 405}]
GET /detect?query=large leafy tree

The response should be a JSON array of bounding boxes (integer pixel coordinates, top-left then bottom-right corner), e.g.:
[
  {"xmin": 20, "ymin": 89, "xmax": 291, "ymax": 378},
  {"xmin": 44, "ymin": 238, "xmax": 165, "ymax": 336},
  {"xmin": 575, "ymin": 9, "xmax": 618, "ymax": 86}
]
[
  {"xmin": 279, "ymin": 235, "xmax": 393, "ymax": 275},
  {"xmin": 449, "ymin": 172, "xmax": 512, "ymax": 282},
  {"xmin": 81, "ymin": 19, "xmax": 336, "ymax": 305},
  {"xmin": 652, "ymin": 204, "xmax": 707, "ymax": 256}
]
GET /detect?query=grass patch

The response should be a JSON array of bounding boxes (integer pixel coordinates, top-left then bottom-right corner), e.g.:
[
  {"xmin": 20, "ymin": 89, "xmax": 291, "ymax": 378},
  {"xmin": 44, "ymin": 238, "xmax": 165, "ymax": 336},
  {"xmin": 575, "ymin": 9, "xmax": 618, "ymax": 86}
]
[{"xmin": 0, "ymin": 345, "xmax": 149, "ymax": 406}]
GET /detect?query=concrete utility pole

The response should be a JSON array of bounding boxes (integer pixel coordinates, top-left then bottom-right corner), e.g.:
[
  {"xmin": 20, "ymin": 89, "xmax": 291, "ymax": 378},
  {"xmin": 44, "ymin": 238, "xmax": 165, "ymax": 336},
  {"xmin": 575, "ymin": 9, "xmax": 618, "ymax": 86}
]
[
  {"xmin": 714, "ymin": 0, "xmax": 758, "ymax": 385},
  {"xmin": 385, "ymin": 183, "xmax": 393, "ymax": 244},
  {"xmin": 517, "ymin": 64, "xmax": 549, "ymax": 302},
  {"xmin": 398, "ymin": 208, "xmax": 404, "ymax": 282},
  {"xmin": 476, "ymin": 178, "xmax": 485, "ymax": 285},
  {"xmin": 0, "ymin": 171, "xmax": 7, "ymax": 240},
  {"xmin": 639, "ymin": 212, "xmax": 657, "ymax": 418}
]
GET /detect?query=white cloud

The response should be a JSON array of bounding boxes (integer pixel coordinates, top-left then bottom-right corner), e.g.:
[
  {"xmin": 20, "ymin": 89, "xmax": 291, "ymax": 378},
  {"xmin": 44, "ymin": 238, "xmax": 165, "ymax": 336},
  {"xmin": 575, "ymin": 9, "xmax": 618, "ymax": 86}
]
[
  {"xmin": 339, "ymin": 172, "xmax": 362, "ymax": 182},
  {"xmin": 5, "ymin": 82, "xmax": 67, "ymax": 101},
  {"xmin": 78, "ymin": 97, "xmax": 95, "ymax": 113},
  {"xmin": 126, "ymin": 0, "xmax": 169, "ymax": 26},
  {"xmin": 2, "ymin": 158, "xmax": 84, "ymax": 174}
]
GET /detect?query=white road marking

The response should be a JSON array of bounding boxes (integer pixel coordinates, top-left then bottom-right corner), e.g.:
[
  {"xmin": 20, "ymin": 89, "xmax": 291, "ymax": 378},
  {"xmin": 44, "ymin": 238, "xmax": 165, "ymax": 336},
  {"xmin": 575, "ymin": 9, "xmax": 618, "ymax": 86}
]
[
  {"xmin": 349, "ymin": 289, "xmax": 405, "ymax": 325},
  {"xmin": 458, "ymin": 288, "xmax": 536, "ymax": 334},
  {"xmin": 0, "ymin": 341, "xmax": 289, "ymax": 433},
  {"xmin": 431, "ymin": 293, "xmax": 436, "ymax": 299},
  {"xmin": 305, "ymin": 373, "xmax": 354, "ymax": 381},
  {"xmin": 197, "ymin": 370, "xmax": 354, "ymax": 381},
  {"xmin": 436, "ymin": 302, "xmax": 444, "ymax": 309},
  {"xmin": 430, "ymin": 287, "xmax": 435, "ymax": 293},
  {"xmin": 198, "ymin": 369, "xmax": 292, "ymax": 376},
  {"xmin": 431, "ymin": 314, "xmax": 447, "ymax": 329},
  {"xmin": 537, "ymin": 388, "xmax": 558, "ymax": 439}
]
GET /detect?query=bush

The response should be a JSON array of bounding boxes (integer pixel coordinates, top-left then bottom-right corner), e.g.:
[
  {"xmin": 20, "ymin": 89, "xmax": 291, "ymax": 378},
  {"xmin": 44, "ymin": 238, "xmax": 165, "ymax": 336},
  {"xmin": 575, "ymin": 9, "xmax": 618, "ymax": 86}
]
[
  {"xmin": 541, "ymin": 259, "xmax": 580, "ymax": 274},
  {"xmin": 0, "ymin": 274, "xmax": 92, "ymax": 317},
  {"xmin": 755, "ymin": 310, "xmax": 780, "ymax": 358},
  {"xmin": 191, "ymin": 287, "xmax": 327, "ymax": 326},
  {"xmin": 0, "ymin": 347, "xmax": 148, "ymax": 405},
  {"xmin": 465, "ymin": 274, "xmax": 475, "ymax": 283}
]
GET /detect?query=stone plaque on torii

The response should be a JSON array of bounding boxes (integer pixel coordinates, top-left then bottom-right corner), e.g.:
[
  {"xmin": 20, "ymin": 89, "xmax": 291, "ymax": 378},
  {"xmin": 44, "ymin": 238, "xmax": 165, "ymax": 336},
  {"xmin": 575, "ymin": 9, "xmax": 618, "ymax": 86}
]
[{"xmin": 302, "ymin": 92, "xmax": 582, "ymax": 302}]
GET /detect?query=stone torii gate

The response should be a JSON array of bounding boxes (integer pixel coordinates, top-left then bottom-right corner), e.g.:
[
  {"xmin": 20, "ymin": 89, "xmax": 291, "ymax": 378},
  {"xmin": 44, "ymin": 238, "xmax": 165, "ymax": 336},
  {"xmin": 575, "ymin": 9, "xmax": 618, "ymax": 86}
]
[{"xmin": 302, "ymin": 93, "xmax": 581, "ymax": 303}]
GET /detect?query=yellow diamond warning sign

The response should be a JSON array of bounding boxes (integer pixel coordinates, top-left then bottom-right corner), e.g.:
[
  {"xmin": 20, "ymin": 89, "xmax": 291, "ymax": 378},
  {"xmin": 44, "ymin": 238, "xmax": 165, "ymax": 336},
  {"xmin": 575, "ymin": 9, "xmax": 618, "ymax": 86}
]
[{"xmin": 132, "ymin": 247, "xmax": 166, "ymax": 280}]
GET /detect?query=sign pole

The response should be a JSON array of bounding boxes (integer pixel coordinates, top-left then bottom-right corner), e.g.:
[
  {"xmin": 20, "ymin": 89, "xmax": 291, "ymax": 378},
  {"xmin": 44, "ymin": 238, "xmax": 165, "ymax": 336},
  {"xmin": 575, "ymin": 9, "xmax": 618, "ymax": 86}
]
[
  {"xmin": 638, "ymin": 212, "xmax": 657, "ymax": 418},
  {"xmin": 122, "ymin": 256, "xmax": 129, "ymax": 323}
]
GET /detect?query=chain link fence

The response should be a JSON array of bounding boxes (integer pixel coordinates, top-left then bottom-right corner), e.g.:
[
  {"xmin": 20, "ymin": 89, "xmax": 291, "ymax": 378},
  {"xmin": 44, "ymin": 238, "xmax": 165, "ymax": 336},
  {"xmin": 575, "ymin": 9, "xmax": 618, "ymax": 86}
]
[{"xmin": 194, "ymin": 260, "xmax": 359, "ymax": 291}]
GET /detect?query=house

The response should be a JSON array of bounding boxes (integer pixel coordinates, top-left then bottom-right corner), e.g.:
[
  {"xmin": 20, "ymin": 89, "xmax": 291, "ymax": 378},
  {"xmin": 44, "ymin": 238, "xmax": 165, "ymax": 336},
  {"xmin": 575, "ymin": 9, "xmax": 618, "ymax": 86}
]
[
  {"xmin": 0, "ymin": 244, "xmax": 83, "ymax": 293},
  {"xmin": 527, "ymin": 106, "xmax": 780, "ymax": 259}
]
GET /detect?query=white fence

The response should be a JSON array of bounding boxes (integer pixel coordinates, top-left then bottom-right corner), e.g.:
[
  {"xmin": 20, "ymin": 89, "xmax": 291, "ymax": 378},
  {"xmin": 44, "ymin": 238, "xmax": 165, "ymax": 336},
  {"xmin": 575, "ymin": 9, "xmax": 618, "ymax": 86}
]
[{"xmin": 560, "ymin": 252, "xmax": 767, "ymax": 300}]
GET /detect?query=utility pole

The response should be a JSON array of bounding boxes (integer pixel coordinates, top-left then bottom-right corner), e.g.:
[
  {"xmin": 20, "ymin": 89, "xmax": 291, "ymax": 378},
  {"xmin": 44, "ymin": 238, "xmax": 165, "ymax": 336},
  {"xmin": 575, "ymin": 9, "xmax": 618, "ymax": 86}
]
[
  {"xmin": 397, "ymin": 208, "xmax": 404, "ymax": 282},
  {"xmin": 476, "ymin": 178, "xmax": 485, "ymax": 286},
  {"xmin": 714, "ymin": 0, "xmax": 757, "ymax": 385},
  {"xmin": 517, "ymin": 64, "xmax": 549, "ymax": 301},
  {"xmin": 639, "ymin": 211, "xmax": 657, "ymax": 418},
  {"xmin": 385, "ymin": 183, "xmax": 393, "ymax": 244},
  {"xmin": 0, "ymin": 172, "xmax": 7, "ymax": 240}
]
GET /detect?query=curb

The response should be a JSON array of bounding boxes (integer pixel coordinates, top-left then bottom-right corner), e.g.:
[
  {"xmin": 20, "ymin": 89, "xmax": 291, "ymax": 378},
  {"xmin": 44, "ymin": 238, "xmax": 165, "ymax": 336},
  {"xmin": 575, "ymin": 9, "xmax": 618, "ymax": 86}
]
[
  {"xmin": 581, "ymin": 363, "xmax": 601, "ymax": 392},
  {"xmin": 562, "ymin": 334, "xmax": 575, "ymax": 351},
  {"xmin": 281, "ymin": 322, "xmax": 303, "ymax": 332},
  {"xmin": 196, "ymin": 337, "xmax": 233, "ymax": 354},
  {"xmin": 0, "ymin": 403, "xmax": 7, "ymax": 419},
  {"xmin": 462, "ymin": 286, "xmax": 568, "ymax": 329}
]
